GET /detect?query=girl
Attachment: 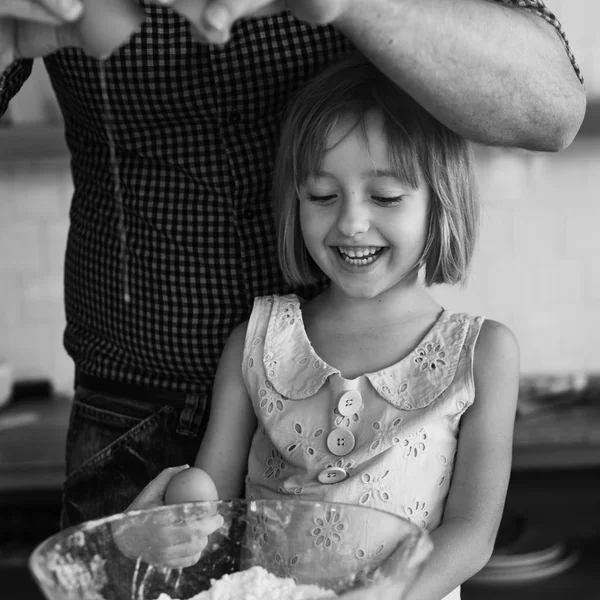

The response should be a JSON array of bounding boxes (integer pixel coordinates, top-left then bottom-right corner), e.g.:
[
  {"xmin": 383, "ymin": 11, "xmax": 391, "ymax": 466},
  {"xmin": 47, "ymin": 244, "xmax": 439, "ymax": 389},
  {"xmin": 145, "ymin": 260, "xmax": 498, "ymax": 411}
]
[{"xmin": 129, "ymin": 53, "xmax": 520, "ymax": 600}]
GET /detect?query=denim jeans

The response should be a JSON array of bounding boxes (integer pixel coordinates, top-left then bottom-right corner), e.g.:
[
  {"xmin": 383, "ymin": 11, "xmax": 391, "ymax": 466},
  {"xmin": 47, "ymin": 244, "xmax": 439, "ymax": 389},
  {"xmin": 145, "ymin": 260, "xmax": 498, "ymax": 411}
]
[{"xmin": 60, "ymin": 380, "xmax": 208, "ymax": 530}]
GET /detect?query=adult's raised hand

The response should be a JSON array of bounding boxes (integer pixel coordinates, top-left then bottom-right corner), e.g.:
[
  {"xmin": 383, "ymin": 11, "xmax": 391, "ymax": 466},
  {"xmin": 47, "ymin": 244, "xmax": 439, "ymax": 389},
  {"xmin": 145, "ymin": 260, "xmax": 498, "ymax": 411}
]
[
  {"xmin": 1, "ymin": 0, "xmax": 82, "ymax": 65},
  {"xmin": 156, "ymin": 0, "xmax": 349, "ymax": 45},
  {"xmin": 1, "ymin": 0, "xmax": 145, "ymax": 63}
]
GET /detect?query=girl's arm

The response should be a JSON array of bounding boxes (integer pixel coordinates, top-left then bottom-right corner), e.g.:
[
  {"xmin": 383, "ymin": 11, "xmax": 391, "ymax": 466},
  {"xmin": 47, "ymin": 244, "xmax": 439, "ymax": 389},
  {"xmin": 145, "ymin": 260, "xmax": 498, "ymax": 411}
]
[
  {"xmin": 194, "ymin": 321, "xmax": 257, "ymax": 500},
  {"xmin": 404, "ymin": 319, "xmax": 520, "ymax": 600}
]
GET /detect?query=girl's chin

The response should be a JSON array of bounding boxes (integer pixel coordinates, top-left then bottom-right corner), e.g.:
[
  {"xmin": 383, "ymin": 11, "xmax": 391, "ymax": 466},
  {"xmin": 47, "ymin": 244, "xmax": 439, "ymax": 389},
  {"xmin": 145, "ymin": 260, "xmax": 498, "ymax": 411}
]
[{"xmin": 329, "ymin": 281, "xmax": 387, "ymax": 300}]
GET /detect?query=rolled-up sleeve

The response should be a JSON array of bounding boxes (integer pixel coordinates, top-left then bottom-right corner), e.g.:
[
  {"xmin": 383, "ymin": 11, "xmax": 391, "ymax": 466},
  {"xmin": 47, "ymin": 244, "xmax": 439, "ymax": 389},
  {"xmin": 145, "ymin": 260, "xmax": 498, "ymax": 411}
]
[
  {"xmin": 0, "ymin": 59, "xmax": 34, "ymax": 120},
  {"xmin": 489, "ymin": 0, "xmax": 583, "ymax": 84}
]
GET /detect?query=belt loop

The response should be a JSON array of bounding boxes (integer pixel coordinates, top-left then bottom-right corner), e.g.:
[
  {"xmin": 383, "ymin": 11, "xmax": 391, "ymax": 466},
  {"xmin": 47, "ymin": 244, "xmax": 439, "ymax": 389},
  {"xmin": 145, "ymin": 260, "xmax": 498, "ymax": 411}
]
[{"xmin": 176, "ymin": 393, "xmax": 205, "ymax": 437}]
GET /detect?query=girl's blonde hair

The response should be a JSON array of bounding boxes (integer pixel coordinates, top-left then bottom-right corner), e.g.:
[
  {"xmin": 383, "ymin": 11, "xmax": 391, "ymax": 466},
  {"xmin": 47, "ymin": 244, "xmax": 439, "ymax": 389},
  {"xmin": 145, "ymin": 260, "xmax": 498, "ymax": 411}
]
[{"xmin": 273, "ymin": 53, "xmax": 479, "ymax": 288}]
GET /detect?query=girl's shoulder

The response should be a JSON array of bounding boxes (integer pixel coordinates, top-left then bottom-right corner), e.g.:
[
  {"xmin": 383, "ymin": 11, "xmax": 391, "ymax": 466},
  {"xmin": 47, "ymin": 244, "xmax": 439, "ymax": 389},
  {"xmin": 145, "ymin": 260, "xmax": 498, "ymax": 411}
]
[
  {"xmin": 472, "ymin": 319, "xmax": 520, "ymax": 399},
  {"xmin": 243, "ymin": 292, "xmax": 302, "ymax": 344},
  {"xmin": 474, "ymin": 319, "xmax": 520, "ymax": 363}
]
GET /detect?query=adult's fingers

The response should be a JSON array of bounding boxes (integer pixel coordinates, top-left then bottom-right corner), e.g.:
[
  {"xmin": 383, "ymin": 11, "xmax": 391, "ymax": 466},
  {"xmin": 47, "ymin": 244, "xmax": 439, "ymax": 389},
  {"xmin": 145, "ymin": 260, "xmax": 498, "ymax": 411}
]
[
  {"xmin": 286, "ymin": 0, "xmax": 345, "ymax": 24},
  {"xmin": 202, "ymin": 0, "xmax": 345, "ymax": 32},
  {"xmin": 0, "ymin": 0, "xmax": 83, "ymax": 23},
  {"xmin": 202, "ymin": 0, "xmax": 272, "ymax": 35}
]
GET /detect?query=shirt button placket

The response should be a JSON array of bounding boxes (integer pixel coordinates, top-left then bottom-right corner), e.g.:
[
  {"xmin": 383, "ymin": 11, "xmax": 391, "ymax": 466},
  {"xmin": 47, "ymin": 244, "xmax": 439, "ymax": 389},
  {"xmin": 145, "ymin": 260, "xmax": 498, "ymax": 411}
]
[
  {"xmin": 326, "ymin": 389, "xmax": 362, "ymax": 457},
  {"xmin": 337, "ymin": 389, "xmax": 363, "ymax": 416},
  {"xmin": 318, "ymin": 388, "xmax": 363, "ymax": 483},
  {"xmin": 318, "ymin": 467, "xmax": 347, "ymax": 484}
]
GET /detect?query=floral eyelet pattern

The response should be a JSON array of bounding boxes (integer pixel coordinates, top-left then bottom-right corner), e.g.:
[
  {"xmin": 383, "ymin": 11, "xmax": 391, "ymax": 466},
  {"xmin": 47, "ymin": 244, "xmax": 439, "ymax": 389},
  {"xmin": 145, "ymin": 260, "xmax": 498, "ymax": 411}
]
[
  {"xmin": 286, "ymin": 423, "xmax": 324, "ymax": 457},
  {"xmin": 414, "ymin": 342, "xmax": 447, "ymax": 371},
  {"xmin": 274, "ymin": 553, "xmax": 300, "ymax": 581},
  {"xmin": 252, "ymin": 513, "xmax": 269, "ymax": 546},
  {"xmin": 263, "ymin": 449, "xmax": 286, "ymax": 479},
  {"xmin": 401, "ymin": 428, "xmax": 428, "ymax": 459},
  {"xmin": 437, "ymin": 452, "xmax": 455, "ymax": 488},
  {"xmin": 404, "ymin": 500, "xmax": 430, "ymax": 529},
  {"xmin": 258, "ymin": 384, "xmax": 285, "ymax": 415},
  {"xmin": 370, "ymin": 418, "xmax": 403, "ymax": 451},
  {"xmin": 311, "ymin": 509, "xmax": 347, "ymax": 549},
  {"xmin": 358, "ymin": 470, "xmax": 391, "ymax": 505},
  {"xmin": 355, "ymin": 543, "xmax": 385, "ymax": 561}
]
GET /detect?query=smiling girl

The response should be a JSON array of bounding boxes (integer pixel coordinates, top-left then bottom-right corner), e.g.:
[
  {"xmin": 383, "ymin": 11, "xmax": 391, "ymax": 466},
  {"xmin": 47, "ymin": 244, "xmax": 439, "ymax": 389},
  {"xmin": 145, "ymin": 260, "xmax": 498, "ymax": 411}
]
[{"xmin": 182, "ymin": 54, "xmax": 520, "ymax": 600}]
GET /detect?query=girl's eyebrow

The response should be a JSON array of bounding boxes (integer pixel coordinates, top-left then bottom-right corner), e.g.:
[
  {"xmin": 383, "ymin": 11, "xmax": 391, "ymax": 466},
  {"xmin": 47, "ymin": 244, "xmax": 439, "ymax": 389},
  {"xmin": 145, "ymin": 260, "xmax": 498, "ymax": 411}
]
[
  {"xmin": 364, "ymin": 168, "xmax": 401, "ymax": 179},
  {"xmin": 310, "ymin": 169, "xmax": 400, "ymax": 179},
  {"xmin": 310, "ymin": 170, "xmax": 336, "ymax": 179}
]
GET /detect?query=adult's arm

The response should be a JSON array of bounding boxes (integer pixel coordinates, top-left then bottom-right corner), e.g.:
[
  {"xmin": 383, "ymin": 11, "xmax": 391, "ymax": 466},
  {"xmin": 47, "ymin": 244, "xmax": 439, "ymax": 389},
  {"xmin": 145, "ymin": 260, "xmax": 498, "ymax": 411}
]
[
  {"xmin": 332, "ymin": 0, "xmax": 585, "ymax": 151},
  {"xmin": 190, "ymin": 0, "xmax": 585, "ymax": 151},
  {"xmin": 0, "ymin": 58, "xmax": 33, "ymax": 119}
]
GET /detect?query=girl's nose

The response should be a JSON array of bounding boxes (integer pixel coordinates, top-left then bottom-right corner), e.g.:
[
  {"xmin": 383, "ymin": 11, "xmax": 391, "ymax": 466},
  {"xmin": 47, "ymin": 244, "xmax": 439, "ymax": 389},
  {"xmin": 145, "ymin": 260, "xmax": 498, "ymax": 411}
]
[{"xmin": 336, "ymin": 196, "xmax": 370, "ymax": 238}]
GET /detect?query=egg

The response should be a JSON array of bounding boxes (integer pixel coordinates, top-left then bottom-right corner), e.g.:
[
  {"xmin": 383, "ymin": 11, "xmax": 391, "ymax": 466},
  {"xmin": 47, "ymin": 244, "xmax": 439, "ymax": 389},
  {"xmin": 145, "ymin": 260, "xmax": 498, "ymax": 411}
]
[{"xmin": 164, "ymin": 467, "xmax": 219, "ymax": 505}]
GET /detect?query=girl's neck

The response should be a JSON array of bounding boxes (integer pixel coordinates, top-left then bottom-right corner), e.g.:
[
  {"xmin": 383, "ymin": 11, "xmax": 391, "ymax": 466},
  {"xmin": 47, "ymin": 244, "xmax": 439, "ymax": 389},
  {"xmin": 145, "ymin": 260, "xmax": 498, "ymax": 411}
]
[
  {"xmin": 305, "ymin": 279, "xmax": 441, "ymax": 336},
  {"xmin": 301, "ymin": 282, "xmax": 443, "ymax": 379}
]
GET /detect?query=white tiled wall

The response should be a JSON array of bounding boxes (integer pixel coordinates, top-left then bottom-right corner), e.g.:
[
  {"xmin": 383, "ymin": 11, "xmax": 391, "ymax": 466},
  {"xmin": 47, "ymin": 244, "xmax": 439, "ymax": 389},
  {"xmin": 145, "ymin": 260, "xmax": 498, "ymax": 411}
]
[
  {"xmin": 0, "ymin": 158, "xmax": 73, "ymax": 393},
  {"xmin": 433, "ymin": 139, "xmax": 600, "ymax": 375}
]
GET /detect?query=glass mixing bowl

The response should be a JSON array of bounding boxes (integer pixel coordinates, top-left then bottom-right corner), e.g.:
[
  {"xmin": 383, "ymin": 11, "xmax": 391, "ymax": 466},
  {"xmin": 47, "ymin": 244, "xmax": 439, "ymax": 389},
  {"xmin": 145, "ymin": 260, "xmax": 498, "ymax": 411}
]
[{"xmin": 30, "ymin": 499, "xmax": 432, "ymax": 600}]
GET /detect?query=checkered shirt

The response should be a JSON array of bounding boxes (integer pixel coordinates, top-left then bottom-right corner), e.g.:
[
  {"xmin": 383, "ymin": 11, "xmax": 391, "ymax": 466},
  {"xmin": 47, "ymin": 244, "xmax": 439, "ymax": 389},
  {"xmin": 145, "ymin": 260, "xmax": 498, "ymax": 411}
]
[{"xmin": 0, "ymin": 1, "xmax": 582, "ymax": 399}]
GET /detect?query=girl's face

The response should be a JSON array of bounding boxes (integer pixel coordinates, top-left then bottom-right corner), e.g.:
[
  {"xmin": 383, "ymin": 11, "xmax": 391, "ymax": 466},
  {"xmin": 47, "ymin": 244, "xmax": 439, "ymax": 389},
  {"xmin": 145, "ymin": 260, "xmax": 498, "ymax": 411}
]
[{"xmin": 299, "ymin": 109, "xmax": 431, "ymax": 301}]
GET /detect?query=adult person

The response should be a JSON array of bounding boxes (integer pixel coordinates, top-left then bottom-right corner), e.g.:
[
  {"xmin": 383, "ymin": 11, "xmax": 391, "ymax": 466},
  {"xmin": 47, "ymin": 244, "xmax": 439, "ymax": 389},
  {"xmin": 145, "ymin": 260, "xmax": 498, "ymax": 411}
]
[{"xmin": 0, "ymin": 0, "xmax": 585, "ymax": 529}]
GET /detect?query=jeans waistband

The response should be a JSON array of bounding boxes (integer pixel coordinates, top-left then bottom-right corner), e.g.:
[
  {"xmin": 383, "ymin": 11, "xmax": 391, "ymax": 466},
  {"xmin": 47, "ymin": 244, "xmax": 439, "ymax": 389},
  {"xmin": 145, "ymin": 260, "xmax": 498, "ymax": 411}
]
[
  {"xmin": 74, "ymin": 370, "xmax": 208, "ymax": 437},
  {"xmin": 75, "ymin": 370, "xmax": 194, "ymax": 404}
]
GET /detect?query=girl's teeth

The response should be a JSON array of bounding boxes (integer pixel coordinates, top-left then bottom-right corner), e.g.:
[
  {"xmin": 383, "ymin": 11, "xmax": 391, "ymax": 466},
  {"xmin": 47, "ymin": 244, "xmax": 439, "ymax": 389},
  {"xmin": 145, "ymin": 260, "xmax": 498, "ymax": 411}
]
[
  {"xmin": 337, "ymin": 247, "xmax": 383, "ymax": 265},
  {"xmin": 340, "ymin": 247, "xmax": 378, "ymax": 258}
]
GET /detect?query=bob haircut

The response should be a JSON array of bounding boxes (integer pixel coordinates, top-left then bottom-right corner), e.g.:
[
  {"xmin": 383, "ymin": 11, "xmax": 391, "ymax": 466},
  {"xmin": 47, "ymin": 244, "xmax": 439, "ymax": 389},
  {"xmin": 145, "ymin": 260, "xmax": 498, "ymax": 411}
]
[{"xmin": 272, "ymin": 52, "xmax": 479, "ymax": 288}]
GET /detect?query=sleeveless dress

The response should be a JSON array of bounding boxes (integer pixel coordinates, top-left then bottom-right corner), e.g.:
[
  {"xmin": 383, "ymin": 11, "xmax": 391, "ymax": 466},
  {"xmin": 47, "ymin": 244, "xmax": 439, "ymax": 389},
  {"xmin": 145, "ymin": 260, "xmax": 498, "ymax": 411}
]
[{"xmin": 242, "ymin": 294, "xmax": 484, "ymax": 600}]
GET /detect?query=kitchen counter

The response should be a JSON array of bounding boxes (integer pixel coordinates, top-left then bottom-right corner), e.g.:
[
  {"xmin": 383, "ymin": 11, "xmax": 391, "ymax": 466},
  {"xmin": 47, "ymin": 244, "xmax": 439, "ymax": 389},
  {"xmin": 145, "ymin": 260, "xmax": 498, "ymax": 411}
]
[
  {"xmin": 0, "ymin": 394, "xmax": 71, "ymax": 492},
  {"xmin": 1, "ymin": 392, "xmax": 600, "ymax": 492},
  {"xmin": 512, "ymin": 403, "xmax": 600, "ymax": 469}
]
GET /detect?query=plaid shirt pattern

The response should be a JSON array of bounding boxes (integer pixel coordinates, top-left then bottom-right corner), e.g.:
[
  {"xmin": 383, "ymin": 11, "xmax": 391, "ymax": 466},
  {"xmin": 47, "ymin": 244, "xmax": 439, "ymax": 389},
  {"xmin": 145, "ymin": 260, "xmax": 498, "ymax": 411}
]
[{"xmin": 0, "ymin": 1, "xmax": 582, "ymax": 400}]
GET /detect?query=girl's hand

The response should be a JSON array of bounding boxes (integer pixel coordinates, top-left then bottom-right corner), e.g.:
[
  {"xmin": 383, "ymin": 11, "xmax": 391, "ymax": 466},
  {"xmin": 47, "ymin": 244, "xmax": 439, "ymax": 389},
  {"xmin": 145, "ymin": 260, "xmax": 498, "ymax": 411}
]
[
  {"xmin": 154, "ymin": 0, "xmax": 349, "ymax": 45},
  {"xmin": 111, "ymin": 466, "xmax": 224, "ymax": 568}
]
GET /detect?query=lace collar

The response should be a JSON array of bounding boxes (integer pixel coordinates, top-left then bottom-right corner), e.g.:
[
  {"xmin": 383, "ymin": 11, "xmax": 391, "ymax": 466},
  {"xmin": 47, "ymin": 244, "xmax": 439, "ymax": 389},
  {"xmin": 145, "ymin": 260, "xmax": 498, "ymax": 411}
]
[{"xmin": 263, "ymin": 295, "xmax": 471, "ymax": 410}]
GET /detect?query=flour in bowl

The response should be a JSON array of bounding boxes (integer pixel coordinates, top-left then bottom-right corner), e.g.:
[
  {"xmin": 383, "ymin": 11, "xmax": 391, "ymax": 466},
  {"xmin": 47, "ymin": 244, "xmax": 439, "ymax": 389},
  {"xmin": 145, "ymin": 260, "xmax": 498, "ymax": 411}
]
[{"xmin": 157, "ymin": 566, "xmax": 337, "ymax": 600}]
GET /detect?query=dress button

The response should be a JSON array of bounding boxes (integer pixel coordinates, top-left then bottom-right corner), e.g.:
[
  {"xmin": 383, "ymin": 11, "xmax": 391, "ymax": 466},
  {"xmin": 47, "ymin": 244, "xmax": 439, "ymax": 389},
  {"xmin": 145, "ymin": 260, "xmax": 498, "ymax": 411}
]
[
  {"xmin": 337, "ymin": 390, "xmax": 363, "ymax": 417},
  {"xmin": 326, "ymin": 428, "xmax": 355, "ymax": 456},
  {"xmin": 317, "ymin": 467, "xmax": 347, "ymax": 484}
]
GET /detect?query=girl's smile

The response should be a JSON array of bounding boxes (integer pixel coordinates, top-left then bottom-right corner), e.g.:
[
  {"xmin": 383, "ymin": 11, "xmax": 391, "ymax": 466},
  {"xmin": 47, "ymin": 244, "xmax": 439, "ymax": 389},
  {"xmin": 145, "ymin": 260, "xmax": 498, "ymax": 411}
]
[
  {"xmin": 335, "ymin": 245, "xmax": 387, "ymax": 266},
  {"xmin": 299, "ymin": 109, "xmax": 430, "ymax": 301}
]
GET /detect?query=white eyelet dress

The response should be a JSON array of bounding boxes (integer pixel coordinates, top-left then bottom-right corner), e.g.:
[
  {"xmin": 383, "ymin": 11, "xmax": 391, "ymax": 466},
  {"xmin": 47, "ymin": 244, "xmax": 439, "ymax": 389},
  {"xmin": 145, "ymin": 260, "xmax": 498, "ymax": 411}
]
[{"xmin": 242, "ymin": 294, "xmax": 484, "ymax": 600}]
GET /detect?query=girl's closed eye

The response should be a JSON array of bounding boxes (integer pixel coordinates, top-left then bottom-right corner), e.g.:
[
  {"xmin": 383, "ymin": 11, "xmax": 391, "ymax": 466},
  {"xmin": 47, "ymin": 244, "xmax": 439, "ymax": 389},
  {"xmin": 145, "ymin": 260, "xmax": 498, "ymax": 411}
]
[
  {"xmin": 371, "ymin": 194, "xmax": 405, "ymax": 206},
  {"xmin": 306, "ymin": 192, "xmax": 337, "ymax": 204}
]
